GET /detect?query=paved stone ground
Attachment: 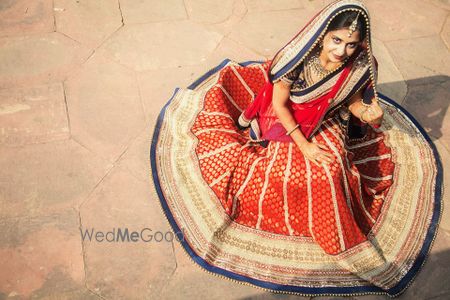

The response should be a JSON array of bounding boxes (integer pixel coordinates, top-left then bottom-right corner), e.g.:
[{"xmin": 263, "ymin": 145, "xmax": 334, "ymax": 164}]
[{"xmin": 0, "ymin": 0, "xmax": 449, "ymax": 299}]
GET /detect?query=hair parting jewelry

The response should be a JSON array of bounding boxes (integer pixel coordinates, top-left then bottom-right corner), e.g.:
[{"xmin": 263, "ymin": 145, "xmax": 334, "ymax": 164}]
[
  {"xmin": 348, "ymin": 10, "xmax": 361, "ymax": 37},
  {"xmin": 286, "ymin": 124, "xmax": 300, "ymax": 136}
]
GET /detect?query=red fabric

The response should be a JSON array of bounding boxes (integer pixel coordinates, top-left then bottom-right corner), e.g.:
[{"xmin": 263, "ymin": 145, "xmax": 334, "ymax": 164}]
[
  {"xmin": 243, "ymin": 56, "xmax": 355, "ymax": 141},
  {"xmin": 191, "ymin": 62, "xmax": 395, "ymax": 255}
]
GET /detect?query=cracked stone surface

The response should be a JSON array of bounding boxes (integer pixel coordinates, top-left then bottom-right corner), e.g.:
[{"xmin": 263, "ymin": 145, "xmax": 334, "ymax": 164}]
[
  {"xmin": 116, "ymin": 124, "xmax": 153, "ymax": 184},
  {"xmin": 80, "ymin": 166, "xmax": 175, "ymax": 299},
  {"xmin": 442, "ymin": 15, "xmax": 450, "ymax": 49},
  {"xmin": 0, "ymin": 0, "xmax": 54, "ymax": 37},
  {"xmin": 403, "ymin": 80, "xmax": 450, "ymax": 149},
  {"xmin": 137, "ymin": 64, "xmax": 207, "ymax": 123},
  {"xmin": 385, "ymin": 36, "xmax": 450, "ymax": 84},
  {"xmin": 204, "ymin": 0, "xmax": 248, "ymax": 37},
  {"xmin": 0, "ymin": 139, "xmax": 112, "ymax": 219},
  {"xmin": 65, "ymin": 53, "xmax": 146, "ymax": 162},
  {"xmin": 206, "ymin": 36, "xmax": 266, "ymax": 66},
  {"xmin": 0, "ymin": 32, "xmax": 92, "ymax": 89},
  {"xmin": 1, "ymin": 0, "xmax": 449, "ymax": 299},
  {"xmin": 160, "ymin": 241, "xmax": 266, "ymax": 300},
  {"xmin": 425, "ymin": 0, "xmax": 450, "ymax": 11},
  {"xmin": 184, "ymin": 0, "xmax": 235, "ymax": 24},
  {"xmin": 119, "ymin": 0, "xmax": 188, "ymax": 24},
  {"xmin": 0, "ymin": 211, "xmax": 85, "ymax": 299},
  {"xmin": 0, "ymin": 83, "xmax": 69, "ymax": 146},
  {"xmin": 54, "ymin": 0, "xmax": 123, "ymax": 48},
  {"xmin": 97, "ymin": 20, "xmax": 222, "ymax": 71},
  {"xmin": 398, "ymin": 230, "xmax": 450, "ymax": 299},
  {"xmin": 227, "ymin": 8, "xmax": 319, "ymax": 56},
  {"xmin": 372, "ymin": 38, "xmax": 407, "ymax": 105},
  {"xmin": 365, "ymin": 0, "xmax": 448, "ymax": 42},
  {"xmin": 244, "ymin": 0, "xmax": 306, "ymax": 12}
]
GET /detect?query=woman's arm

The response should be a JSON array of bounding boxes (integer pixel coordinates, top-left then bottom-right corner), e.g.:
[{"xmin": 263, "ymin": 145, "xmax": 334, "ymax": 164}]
[
  {"xmin": 271, "ymin": 81, "xmax": 309, "ymax": 148},
  {"xmin": 347, "ymin": 90, "xmax": 383, "ymax": 125},
  {"xmin": 272, "ymin": 81, "xmax": 333, "ymax": 166}
]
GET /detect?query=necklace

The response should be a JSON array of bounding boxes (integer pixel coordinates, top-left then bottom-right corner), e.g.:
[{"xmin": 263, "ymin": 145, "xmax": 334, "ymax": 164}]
[{"xmin": 307, "ymin": 52, "xmax": 348, "ymax": 80}]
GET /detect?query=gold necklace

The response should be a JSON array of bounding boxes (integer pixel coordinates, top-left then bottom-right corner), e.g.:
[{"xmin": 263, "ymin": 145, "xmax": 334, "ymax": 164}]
[{"xmin": 307, "ymin": 52, "xmax": 348, "ymax": 79}]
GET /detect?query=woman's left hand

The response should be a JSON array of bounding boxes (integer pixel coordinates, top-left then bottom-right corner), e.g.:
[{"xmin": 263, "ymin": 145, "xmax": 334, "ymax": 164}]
[{"xmin": 362, "ymin": 99, "xmax": 383, "ymax": 125}]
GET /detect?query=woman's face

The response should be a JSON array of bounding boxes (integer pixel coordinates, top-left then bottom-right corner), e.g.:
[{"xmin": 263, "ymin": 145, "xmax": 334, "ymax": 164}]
[{"xmin": 321, "ymin": 28, "xmax": 361, "ymax": 63}]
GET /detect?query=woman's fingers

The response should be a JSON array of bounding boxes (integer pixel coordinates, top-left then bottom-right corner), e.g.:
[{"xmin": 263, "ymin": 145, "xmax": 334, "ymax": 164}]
[
  {"xmin": 310, "ymin": 143, "xmax": 334, "ymax": 164},
  {"xmin": 316, "ymin": 143, "xmax": 328, "ymax": 150},
  {"xmin": 320, "ymin": 154, "xmax": 333, "ymax": 163},
  {"xmin": 304, "ymin": 143, "xmax": 335, "ymax": 166},
  {"xmin": 310, "ymin": 158, "xmax": 320, "ymax": 167},
  {"xmin": 305, "ymin": 154, "xmax": 320, "ymax": 167},
  {"xmin": 321, "ymin": 150, "xmax": 334, "ymax": 158},
  {"xmin": 308, "ymin": 154, "xmax": 332, "ymax": 165}
]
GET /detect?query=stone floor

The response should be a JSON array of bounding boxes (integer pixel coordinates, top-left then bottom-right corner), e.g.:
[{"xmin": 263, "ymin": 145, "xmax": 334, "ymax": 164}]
[{"xmin": 0, "ymin": 0, "xmax": 449, "ymax": 299}]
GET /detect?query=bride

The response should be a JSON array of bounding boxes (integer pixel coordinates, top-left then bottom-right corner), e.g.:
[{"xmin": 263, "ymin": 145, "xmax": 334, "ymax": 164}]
[{"xmin": 150, "ymin": 0, "xmax": 442, "ymax": 297}]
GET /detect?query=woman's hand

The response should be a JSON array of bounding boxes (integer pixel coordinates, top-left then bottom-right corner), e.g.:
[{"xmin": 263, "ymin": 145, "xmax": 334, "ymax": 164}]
[
  {"xmin": 298, "ymin": 141, "xmax": 334, "ymax": 167},
  {"xmin": 348, "ymin": 91, "xmax": 384, "ymax": 127},
  {"xmin": 362, "ymin": 99, "xmax": 383, "ymax": 125}
]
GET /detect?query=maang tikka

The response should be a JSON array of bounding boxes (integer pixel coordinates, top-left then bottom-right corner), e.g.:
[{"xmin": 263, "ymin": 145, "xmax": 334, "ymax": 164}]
[{"xmin": 348, "ymin": 11, "xmax": 361, "ymax": 37}]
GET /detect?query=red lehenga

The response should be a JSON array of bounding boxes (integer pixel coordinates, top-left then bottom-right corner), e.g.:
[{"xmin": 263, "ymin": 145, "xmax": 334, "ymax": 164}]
[
  {"xmin": 150, "ymin": 0, "xmax": 442, "ymax": 297},
  {"xmin": 192, "ymin": 60, "xmax": 394, "ymax": 256}
]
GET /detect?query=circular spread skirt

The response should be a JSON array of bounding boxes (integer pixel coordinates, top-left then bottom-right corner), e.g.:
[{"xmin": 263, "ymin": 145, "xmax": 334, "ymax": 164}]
[{"xmin": 150, "ymin": 59, "xmax": 443, "ymax": 297}]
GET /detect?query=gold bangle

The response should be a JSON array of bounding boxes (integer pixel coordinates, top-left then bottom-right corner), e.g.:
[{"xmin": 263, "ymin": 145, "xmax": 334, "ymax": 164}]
[
  {"xmin": 286, "ymin": 124, "xmax": 300, "ymax": 135},
  {"xmin": 360, "ymin": 98, "xmax": 371, "ymax": 107}
]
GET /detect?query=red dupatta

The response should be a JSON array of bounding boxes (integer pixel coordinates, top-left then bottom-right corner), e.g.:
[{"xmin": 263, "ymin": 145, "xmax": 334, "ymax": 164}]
[{"xmin": 242, "ymin": 54, "xmax": 356, "ymax": 142}]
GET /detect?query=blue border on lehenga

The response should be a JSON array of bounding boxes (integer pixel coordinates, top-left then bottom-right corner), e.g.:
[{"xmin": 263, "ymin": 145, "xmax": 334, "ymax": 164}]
[{"xmin": 150, "ymin": 59, "xmax": 443, "ymax": 297}]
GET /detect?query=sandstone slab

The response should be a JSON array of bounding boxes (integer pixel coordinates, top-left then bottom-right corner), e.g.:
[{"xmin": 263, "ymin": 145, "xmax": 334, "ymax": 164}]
[
  {"xmin": 80, "ymin": 166, "xmax": 175, "ymax": 299},
  {"xmin": 206, "ymin": 36, "xmax": 266, "ymax": 65},
  {"xmin": 65, "ymin": 53, "xmax": 146, "ymax": 162},
  {"xmin": 227, "ymin": 8, "xmax": 318, "ymax": 57},
  {"xmin": 365, "ymin": 0, "xmax": 448, "ymax": 42},
  {"xmin": 0, "ymin": 83, "xmax": 69, "ymax": 146},
  {"xmin": 116, "ymin": 125, "xmax": 152, "ymax": 184},
  {"xmin": 97, "ymin": 20, "xmax": 222, "ymax": 71},
  {"xmin": 442, "ymin": 15, "xmax": 450, "ymax": 50},
  {"xmin": 119, "ymin": 0, "xmax": 187, "ymax": 24},
  {"xmin": 0, "ymin": 211, "xmax": 84, "ymax": 298},
  {"xmin": 79, "ymin": 165, "xmax": 169, "ymax": 229},
  {"xmin": 385, "ymin": 36, "xmax": 450, "ymax": 84},
  {"xmin": 244, "ymin": 0, "xmax": 305, "ymax": 12},
  {"xmin": 397, "ymin": 230, "xmax": 450, "ymax": 299},
  {"xmin": 161, "ymin": 240, "xmax": 269, "ymax": 300},
  {"xmin": 137, "ymin": 64, "xmax": 208, "ymax": 122},
  {"xmin": 0, "ymin": 139, "xmax": 112, "ymax": 219},
  {"xmin": 372, "ymin": 38, "xmax": 407, "ymax": 105},
  {"xmin": 54, "ymin": 0, "xmax": 123, "ymax": 48},
  {"xmin": 0, "ymin": 0, "xmax": 54, "ymax": 37},
  {"xmin": 425, "ymin": 0, "xmax": 450, "ymax": 11},
  {"xmin": 184, "ymin": 0, "xmax": 235, "ymax": 24},
  {"xmin": 205, "ymin": 0, "xmax": 248, "ymax": 37},
  {"xmin": 403, "ymin": 79, "xmax": 450, "ymax": 148},
  {"xmin": 0, "ymin": 32, "xmax": 92, "ymax": 89}
]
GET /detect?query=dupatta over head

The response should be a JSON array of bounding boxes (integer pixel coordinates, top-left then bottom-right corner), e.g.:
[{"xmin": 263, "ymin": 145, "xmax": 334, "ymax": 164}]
[{"xmin": 240, "ymin": 0, "xmax": 377, "ymax": 141}]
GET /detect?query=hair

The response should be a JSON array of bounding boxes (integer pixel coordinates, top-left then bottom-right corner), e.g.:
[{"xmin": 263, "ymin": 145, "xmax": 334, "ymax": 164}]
[{"xmin": 327, "ymin": 11, "xmax": 367, "ymax": 41}]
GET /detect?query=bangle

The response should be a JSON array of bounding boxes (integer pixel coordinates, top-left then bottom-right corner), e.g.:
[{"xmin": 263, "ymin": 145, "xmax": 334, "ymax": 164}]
[
  {"xmin": 286, "ymin": 124, "xmax": 300, "ymax": 135},
  {"xmin": 360, "ymin": 98, "xmax": 371, "ymax": 107}
]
